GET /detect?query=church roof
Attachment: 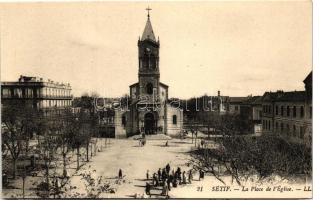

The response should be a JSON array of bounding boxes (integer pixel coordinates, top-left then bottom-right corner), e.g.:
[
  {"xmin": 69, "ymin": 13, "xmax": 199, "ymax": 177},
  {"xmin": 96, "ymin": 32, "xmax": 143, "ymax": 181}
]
[{"xmin": 141, "ymin": 17, "xmax": 156, "ymax": 42}]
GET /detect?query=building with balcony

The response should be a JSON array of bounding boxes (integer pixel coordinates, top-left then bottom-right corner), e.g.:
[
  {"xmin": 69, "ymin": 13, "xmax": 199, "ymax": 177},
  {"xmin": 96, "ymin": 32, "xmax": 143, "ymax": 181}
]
[{"xmin": 1, "ymin": 75, "xmax": 72, "ymax": 117}]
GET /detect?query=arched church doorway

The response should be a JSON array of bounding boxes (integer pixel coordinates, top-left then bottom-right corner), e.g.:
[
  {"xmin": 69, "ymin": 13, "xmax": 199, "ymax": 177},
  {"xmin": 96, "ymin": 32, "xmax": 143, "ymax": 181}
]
[{"xmin": 144, "ymin": 112, "xmax": 156, "ymax": 134}]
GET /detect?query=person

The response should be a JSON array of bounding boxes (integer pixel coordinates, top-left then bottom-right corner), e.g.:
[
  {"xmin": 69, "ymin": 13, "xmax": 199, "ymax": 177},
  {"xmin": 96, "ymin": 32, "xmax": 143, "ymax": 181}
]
[
  {"xmin": 139, "ymin": 139, "xmax": 142, "ymax": 147},
  {"xmin": 118, "ymin": 169, "xmax": 123, "ymax": 179},
  {"xmin": 165, "ymin": 141, "xmax": 168, "ymax": 147},
  {"xmin": 167, "ymin": 175, "xmax": 172, "ymax": 191},
  {"xmin": 176, "ymin": 167, "xmax": 182, "ymax": 181},
  {"xmin": 201, "ymin": 139, "xmax": 205, "ymax": 148},
  {"xmin": 145, "ymin": 182, "xmax": 151, "ymax": 195},
  {"xmin": 146, "ymin": 170, "xmax": 149, "ymax": 180},
  {"xmin": 165, "ymin": 163, "xmax": 170, "ymax": 174},
  {"xmin": 188, "ymin": 170, "xmax": 193, "ymax": 184},
  {"xmin": 162, "ymin": 179, "xmax": 168, "ymax": 196},
  {"xmin": 158, "ymin": 168, "xmax": 161, "ymax": 181},
  {"xmin": 172, "ymin": 177, "xmax": 177, "ymax": 188},
  {"xmin": 199, "ymin": 169, "xmax": 204, "ymax": 181},
  {"xmin": 153, "ymin": 173, "xmax": 157, "ymax": 186},
  {"xmin": 182, "ymin": 171, "xmax": 187, "ymax": 184},
  {"xmin": 142, "ymin": 138, "xmax": 146, "ymax": 146},
  {"xmin": 162, "ymin": 168, "xmax": 167, "ymax": 181},
  {"xmin": 155, "ymin": 177, "xmax": 159, "ymax": 187}
]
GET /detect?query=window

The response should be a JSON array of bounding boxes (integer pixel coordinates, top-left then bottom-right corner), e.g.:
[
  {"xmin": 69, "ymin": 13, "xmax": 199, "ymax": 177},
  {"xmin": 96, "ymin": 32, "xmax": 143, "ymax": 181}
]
[
  {"xmin": 173, "ymin": 115, "xmax": 177, "ymax": 125},
  {"xmin": 268, "ymin": 121, "xmax": 271, "ymax": 130},
  {"xmin": 300, "ymin": 126, "xmax": 304, "ymax": 139},
  {"xmin": 235, "ymin": 106, "xmax": 238, "ymax": 111},
  {"xmin": 300, "ymin": 106, "xmax": 304, "ymax": 118},
  {"xmin": 280, "ymin": 106, "xmax": 284, "ymax": 116},
  {"xmin": 293, "ymin": 106, "xmax": 297, "ymax": 118},
  {"xmin": 146, "ymin": 83, "xmax": 153, "ymax": 95},
  {"xmin": 275, "ymin": 105, "xmax": 278, "ymax": 115},
  {"xmin": 268, "ymin": 106, "xmax": 272, "ymax": 113},
  {"xmin": 287, "ymin": 106, "xmax": 290, "ymax": 117}
]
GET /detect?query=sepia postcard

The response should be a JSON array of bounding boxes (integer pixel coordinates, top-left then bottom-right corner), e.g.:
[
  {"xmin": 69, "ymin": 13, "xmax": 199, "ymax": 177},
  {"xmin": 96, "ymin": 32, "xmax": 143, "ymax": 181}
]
[{"xmin": 0, "ymin": 1, "xmax": 312, "ymax": 199}]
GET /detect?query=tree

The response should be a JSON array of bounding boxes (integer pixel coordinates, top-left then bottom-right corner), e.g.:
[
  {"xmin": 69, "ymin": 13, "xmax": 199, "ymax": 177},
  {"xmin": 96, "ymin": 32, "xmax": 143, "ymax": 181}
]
[
  {"xmin": 38, "ymin": 129, "xmax": 59, "ymax": 197},
  {"xmin": 190, "ymin": 134, "xmax": 311, "ymax": 186},
  {"xmin": 2, "ymin": 100, "xmax": 41, "ymax": 179},
  {"xmin": 54, "ymin": 108, "xmax": 74, "ymax": 178}
]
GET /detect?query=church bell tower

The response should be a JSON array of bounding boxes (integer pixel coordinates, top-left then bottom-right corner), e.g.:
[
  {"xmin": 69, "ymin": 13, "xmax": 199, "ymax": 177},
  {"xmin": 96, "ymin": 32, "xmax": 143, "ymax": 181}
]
[{"xmin": 138, "ymin": 8, "xmax": 160, "ymax": 98}]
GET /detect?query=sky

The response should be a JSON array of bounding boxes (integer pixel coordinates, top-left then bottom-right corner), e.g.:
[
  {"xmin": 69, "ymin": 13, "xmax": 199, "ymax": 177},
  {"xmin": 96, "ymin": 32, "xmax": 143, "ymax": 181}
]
[{"xmin": 0, "ymin": 2, "xmax": 312, "ymax": 99}]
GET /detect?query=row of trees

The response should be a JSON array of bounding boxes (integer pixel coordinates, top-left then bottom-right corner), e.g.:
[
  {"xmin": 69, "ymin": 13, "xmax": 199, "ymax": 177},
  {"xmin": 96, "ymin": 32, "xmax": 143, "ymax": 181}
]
[
  {"xmin": 190, "ymin": 134, "xmax": 311, "ymax": 186},
  {"xmin": 2, "ymin": 95, "xmax": 100, "ymax": 197}
]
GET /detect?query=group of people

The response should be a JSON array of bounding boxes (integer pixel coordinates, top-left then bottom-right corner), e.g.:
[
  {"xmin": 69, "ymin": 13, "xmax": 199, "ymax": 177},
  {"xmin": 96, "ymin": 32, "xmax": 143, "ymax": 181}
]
[{"xmin": 145, "ymin": 163, "xmax": 194, "ymax": 197}]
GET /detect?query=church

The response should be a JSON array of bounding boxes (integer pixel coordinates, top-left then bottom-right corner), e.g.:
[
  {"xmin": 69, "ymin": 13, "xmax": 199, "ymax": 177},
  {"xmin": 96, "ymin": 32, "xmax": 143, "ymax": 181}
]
[{"xmin": 114, "ymin": 10, "xmax": 183, "ymax": 138}]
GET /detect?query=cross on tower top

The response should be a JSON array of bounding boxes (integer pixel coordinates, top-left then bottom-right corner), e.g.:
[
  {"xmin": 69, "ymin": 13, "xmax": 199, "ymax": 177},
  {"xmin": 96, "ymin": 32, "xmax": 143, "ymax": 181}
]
[{"xmin": 146, "ymin": 6, "xmax": 152, "ymax": 18}]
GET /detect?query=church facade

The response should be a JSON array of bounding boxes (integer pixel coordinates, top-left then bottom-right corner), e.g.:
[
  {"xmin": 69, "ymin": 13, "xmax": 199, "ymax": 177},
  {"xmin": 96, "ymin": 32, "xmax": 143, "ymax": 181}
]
[{"xmin": 115, "ymin": 13, "xmax": 183, "ymax": 138}]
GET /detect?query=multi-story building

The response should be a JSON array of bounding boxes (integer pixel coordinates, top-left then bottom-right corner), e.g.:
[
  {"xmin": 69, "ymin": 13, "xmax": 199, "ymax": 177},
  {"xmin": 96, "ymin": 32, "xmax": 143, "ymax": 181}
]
[
  {"xmin": 261, "ymin": 71, "xmax": 312, "ymax": 145},
  {"xmin": 260, "ymin": 91, "xmax": 283, "ymax": 134},
  {"xmin": 227, "ymin": 97, "xmax": 250, "ymax": 115},
  {"xmin": 240, "ymin": 96, "xmax": 263, "ymax": 134},
  {"xmin": 1, "ymin": 75, "xmax": 72, "ymax": 117}
]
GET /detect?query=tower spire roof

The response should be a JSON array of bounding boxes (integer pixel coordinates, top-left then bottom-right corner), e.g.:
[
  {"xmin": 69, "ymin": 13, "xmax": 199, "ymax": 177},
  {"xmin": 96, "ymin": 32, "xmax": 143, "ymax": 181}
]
[{"xmin": 142, "ymin": 7, "xmax": 156, "ymax": 42}]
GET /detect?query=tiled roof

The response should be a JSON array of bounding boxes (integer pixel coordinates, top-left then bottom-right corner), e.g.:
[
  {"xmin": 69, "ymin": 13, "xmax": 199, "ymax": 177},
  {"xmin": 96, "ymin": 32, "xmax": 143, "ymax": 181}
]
[
  {"xmin": 142, "ymin": 17, "xmax": 156, "ymax": 42},
  {"xmin": 242, "ymin": 96, "xmax": 262, "ymax": 105},
  {"xmin": 261, "ymin": 91, "xmax": 283, "ymax": 102},
  {"xmin": 276, "ymin": 91, "xmax": 306, "ymax": 102},
  {"xmin": 228, "ymin": 97, "xmax": 249, "ymax": 103}
]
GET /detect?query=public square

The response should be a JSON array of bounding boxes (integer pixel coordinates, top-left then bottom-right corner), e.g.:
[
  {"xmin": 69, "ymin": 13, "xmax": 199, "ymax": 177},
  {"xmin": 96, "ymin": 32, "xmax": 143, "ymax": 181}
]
[{"xmin": 2, "ymin": 134, "xmax": 311, "ymax": 199}]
